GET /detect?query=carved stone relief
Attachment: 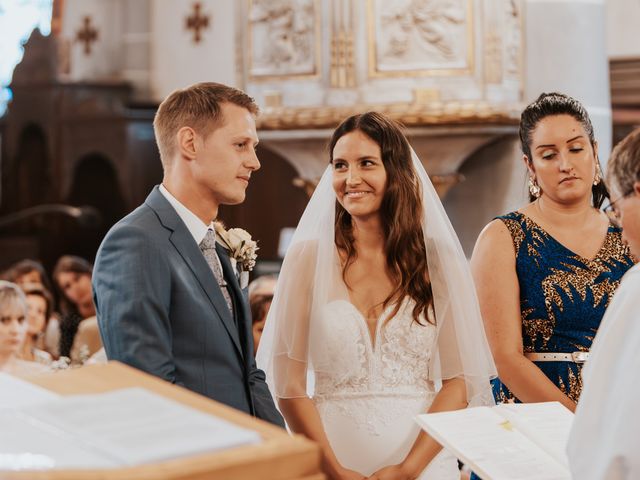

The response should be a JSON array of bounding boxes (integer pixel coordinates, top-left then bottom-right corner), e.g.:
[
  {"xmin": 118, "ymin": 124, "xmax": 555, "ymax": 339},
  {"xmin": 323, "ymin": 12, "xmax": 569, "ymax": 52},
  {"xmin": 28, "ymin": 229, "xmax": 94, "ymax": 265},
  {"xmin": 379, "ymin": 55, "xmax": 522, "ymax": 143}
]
[
  {"xmin": 370, "ymin": 0, "xmax": 471, "ymax": 75},
  {"xmin": 504, "ymin": 0, "xmax": 522, "ymax": 77},
  {"xmin": 484, "ymin": 31, "xmax": 502, "ymax": 84},
  {"xmin": 483, "ymin": 0, "xmax": 522, "ymax": 87},
  {"xmin": 242, "ymin": 0, "xmax": 524, "ymax": 124},
  {"xmin": 248, "ymin": 0, "xmax": 318, "ymax": 78}
]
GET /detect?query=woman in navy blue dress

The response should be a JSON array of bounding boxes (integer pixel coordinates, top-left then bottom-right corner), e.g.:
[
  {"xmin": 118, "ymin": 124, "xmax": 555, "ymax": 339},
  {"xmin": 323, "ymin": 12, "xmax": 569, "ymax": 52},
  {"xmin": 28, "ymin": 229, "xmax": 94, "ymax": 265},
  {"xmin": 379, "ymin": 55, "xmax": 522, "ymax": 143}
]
[{"xmin": 471, "ymin": 93, "xmax": 635, "ymax": 413}]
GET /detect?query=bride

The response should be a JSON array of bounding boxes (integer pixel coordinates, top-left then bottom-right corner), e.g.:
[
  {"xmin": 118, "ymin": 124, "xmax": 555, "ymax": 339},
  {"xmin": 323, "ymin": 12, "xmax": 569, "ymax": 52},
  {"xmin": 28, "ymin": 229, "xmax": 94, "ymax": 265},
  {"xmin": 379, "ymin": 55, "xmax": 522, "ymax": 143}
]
[{"xmin": 257, "ymin": 112, "xmax": 496, "ymax": 479}]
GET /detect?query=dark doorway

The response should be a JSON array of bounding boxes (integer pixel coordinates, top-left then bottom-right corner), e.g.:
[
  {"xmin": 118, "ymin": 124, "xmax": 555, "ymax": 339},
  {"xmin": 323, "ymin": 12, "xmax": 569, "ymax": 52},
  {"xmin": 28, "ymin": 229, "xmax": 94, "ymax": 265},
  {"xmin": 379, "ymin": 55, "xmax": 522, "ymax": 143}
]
[
  {"xmin": 14, "ymin": 123, "xmax": 51, "ymax": 210},
  {"xmin": 60, "ymin": 153, "xmax": 127, "ymax": 262}
]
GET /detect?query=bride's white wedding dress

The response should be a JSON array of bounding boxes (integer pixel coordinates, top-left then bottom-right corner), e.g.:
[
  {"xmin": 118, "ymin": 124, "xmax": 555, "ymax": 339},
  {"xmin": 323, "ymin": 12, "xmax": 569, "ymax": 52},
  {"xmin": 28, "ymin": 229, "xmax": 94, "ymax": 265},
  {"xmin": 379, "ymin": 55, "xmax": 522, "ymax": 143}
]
[{"xmin": 311, "ymin": 299, "xmax": 459, "ymax": 479}]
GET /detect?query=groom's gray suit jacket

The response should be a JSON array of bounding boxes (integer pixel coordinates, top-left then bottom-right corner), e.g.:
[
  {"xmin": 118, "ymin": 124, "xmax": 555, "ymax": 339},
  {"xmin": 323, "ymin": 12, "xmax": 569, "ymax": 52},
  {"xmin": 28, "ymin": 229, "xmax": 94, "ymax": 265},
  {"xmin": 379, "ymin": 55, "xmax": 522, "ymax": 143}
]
[{"xmin": 93, "ymin": 186, "xmax": 284, "ymax": 427}]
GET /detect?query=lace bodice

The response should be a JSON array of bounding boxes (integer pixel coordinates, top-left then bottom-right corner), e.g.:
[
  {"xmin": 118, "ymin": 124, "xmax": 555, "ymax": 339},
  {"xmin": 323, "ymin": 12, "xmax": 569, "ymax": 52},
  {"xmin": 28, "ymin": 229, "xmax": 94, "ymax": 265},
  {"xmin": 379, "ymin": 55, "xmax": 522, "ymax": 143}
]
[
  {"xmin": 309, "ymin": 299, "xmax": 458, "ymax": 478},
  {"xmin": 312, "ymin": 299, "xmax": 437, "ymax": 399}
]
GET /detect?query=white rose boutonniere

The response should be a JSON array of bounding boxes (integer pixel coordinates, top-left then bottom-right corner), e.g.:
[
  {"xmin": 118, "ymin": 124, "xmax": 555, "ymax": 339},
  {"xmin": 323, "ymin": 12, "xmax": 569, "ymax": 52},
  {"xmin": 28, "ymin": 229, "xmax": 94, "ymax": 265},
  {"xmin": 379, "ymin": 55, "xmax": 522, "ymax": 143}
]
[{"xmin": 214, "ymin": 222, "xmax": 258, "ymax": 289}]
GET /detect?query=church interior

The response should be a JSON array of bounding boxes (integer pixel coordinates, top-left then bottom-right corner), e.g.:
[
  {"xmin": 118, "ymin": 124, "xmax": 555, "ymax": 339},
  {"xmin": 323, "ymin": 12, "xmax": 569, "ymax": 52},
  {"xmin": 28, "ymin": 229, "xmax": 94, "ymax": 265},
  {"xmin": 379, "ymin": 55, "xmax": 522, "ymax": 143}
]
[{"xmin": 1, "ymin": 1, "xmax": 640, "ymax": 479}]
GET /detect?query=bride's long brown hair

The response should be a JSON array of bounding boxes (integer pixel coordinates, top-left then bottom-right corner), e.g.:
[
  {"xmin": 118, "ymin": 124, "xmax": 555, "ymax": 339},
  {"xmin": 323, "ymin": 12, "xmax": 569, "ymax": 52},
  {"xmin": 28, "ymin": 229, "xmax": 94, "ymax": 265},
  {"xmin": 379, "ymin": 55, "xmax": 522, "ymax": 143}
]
[{"xmin": 329, "ymin": 112, "xmax": 433, "ymax": 325}]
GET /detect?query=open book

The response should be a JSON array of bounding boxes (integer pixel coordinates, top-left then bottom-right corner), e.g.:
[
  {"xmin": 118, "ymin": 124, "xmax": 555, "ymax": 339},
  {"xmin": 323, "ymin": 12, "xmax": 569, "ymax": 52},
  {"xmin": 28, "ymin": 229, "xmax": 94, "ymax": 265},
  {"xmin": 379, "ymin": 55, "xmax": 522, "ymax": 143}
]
[
  {"xmin": 0, "ymin": 379, "xmax": 261, "ymax": 470},
  {"xmin": 416, "ymin": 402, "xmax": 573, "ymax": 480}
]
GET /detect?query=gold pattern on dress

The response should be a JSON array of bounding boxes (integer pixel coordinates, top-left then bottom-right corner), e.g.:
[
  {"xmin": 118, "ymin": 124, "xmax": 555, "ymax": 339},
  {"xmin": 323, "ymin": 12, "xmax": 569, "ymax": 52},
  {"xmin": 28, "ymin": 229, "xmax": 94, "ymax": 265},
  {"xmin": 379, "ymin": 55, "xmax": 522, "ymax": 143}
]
[
  {"xmin": 564, "ymin": 367, "xmax": 583, "ymax": 403},
  {"xmin": 496, "ymin": 387, "xmax": 515, "ymax": 404},
  {"xmin": 524, "ymin": 220, "xmax": 547, "ymax": 269},
  {"xmin": 557, "ymin": 375, "xmax": 565, "ymax": 393},
  {"xmin": 571, "ymin": 328, "xmax": 597, "ymax": 352},
  {"xmin": 522, "ymin": 316, "xmax": 554, "ymax": 350},
  {"xmin": 542, "ymin": 263, "xmax": 599, "ymax": 308},
  {"xmin": 591, "ymin": 279, "xmax": 620, "ymax": 308},
  {"xmin": 500, "ymin": 218, "xmax": 524, "ymax": 255},
  {"xmin": 522, "ymin": 222, "xmax": 631, "ymax": 349}
]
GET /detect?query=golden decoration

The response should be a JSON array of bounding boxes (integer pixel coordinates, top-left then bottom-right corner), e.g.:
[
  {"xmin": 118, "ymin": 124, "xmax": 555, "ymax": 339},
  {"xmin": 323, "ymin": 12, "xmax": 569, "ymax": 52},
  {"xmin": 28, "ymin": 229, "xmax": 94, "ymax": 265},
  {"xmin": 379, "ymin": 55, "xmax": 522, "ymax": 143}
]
[{"xmin": 256, "ymin": 101, "xmax": 521, "ymax": 130}]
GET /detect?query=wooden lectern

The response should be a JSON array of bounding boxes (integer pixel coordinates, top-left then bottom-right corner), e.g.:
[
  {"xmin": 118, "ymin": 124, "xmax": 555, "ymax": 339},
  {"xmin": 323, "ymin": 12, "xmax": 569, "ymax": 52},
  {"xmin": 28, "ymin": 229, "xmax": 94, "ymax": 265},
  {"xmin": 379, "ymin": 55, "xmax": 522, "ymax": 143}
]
[{"xmin": 4, "ymin": 361, "xmax": 325, "ymax": 480}]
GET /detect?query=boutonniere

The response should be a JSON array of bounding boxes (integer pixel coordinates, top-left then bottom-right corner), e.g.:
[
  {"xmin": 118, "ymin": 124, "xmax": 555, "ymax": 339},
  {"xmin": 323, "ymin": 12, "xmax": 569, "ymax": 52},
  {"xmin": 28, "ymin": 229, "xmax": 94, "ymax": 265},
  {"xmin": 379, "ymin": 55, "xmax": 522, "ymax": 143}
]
[{"xmin": 214, "ymin": 222, "xmax": 258, "ymax": 288}]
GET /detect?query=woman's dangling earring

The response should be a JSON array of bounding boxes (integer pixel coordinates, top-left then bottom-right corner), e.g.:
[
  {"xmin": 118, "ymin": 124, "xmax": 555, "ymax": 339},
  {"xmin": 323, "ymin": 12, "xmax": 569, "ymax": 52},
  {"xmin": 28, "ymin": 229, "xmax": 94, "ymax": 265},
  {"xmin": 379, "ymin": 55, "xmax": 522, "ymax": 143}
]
[
  {"xmin": 528, "ymin": 176, "xmax": 541, "ymax": 198},
  {"xmin": 594, "ymin": 163, "xmax": 602, "ymax": 186}
]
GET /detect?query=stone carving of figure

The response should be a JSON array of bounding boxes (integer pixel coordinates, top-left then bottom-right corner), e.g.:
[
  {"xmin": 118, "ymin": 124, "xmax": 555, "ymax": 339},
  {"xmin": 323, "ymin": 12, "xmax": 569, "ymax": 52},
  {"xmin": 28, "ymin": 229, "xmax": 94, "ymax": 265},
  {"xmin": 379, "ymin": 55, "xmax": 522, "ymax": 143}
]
[
  {"xmin": 250, "ymin": 0, "xmax": 315, "ymax": 75},
  {"xmin": 380, "ymin": 0, "xmax": 465, "ymax": 62}
]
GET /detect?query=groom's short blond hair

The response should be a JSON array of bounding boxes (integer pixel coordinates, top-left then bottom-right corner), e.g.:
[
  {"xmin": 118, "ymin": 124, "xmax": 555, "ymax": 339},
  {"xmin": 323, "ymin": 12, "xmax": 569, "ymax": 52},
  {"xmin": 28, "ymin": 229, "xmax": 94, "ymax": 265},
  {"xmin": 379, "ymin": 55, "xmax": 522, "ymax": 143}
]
[{"xmin": 153, "ymin": 82, "xmax": 259, "ymax": 171}]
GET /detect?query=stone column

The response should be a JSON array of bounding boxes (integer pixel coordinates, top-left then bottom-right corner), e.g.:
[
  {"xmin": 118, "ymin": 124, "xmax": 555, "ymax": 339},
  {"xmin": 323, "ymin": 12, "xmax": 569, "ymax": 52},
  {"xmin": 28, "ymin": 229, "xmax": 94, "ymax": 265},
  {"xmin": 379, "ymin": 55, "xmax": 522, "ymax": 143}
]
[{"xmin": 524, "ymin": 0, "xmax": 611, "ymax": 161}]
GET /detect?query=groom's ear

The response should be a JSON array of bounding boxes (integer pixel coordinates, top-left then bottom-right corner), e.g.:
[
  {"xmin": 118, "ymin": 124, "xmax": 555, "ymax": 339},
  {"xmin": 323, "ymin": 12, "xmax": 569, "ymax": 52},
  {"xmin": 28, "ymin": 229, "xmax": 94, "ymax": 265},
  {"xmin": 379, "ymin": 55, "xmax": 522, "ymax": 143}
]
[{"xmin": 177, "ymin": 126, "xmax": 197, "ymax": 161}]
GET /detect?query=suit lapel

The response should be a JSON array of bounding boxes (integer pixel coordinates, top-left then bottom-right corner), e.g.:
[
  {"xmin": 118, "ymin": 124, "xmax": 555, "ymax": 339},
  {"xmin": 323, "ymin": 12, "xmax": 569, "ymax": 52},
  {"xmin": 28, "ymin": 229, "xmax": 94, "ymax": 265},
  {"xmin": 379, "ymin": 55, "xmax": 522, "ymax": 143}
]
[{"xmin": 146, "ymin": 187, "xmax": 243, "ymax": 358}]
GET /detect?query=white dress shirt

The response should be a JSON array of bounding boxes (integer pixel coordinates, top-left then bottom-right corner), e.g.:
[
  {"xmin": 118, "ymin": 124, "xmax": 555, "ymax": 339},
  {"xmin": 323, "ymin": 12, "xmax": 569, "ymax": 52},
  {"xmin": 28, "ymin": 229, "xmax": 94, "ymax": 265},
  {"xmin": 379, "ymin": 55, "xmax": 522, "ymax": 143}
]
[{"xmin": 159, "ymin": 184, "xmax": 213, "ymax": 244}]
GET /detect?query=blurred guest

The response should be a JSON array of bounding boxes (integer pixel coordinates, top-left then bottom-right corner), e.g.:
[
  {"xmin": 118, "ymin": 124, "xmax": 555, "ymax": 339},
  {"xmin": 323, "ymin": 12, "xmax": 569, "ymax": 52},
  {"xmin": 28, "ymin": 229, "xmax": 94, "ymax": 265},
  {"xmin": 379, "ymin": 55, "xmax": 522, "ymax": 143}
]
[
  {"xmin": 52, "ymin": 256, "xmax": 102, "ymax": 363},
  {"xmin": 248, "ymin": 275, "xmax": 277, "ymax": 356},
  {"xmin": 0, "ymin": 281, "xmax": 49, "ymax": 375},
  {"xmin": 2, "ymin": 259, "xmax": 60, "ymax": 357},
  {"xmin": 19, "ymin": 283, "xmax": 53, "ymax": 365},
  {"xmin": 568, "ymin": 128, "xmax": 640, "ymax": 479},
  {"xmin": 3, "ymin": 259, "xmax": 55, "ymax": 294},
  {"xmin": 248, "ymin": 274, "xmax": 278, "ymax": 299}
]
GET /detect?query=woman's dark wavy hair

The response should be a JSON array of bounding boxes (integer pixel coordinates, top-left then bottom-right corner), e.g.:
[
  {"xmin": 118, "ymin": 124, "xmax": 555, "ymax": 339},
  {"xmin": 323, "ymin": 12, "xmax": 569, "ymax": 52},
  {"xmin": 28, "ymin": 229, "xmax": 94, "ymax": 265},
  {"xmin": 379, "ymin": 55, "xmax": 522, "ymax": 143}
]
[
  {"xmin": 329, "ymin": 111, "xmax": 433, "ymax": 326},
  {"xmin": 519, "ymin": 92, "xmax": 608, "ymax": 207},
  {"xmin": 52, "ymin": 255, "xmax": 93, "ymax": 316},
  {"xmin": 4, "ymin": 259, "xmax": 55, "ymax": 302}
]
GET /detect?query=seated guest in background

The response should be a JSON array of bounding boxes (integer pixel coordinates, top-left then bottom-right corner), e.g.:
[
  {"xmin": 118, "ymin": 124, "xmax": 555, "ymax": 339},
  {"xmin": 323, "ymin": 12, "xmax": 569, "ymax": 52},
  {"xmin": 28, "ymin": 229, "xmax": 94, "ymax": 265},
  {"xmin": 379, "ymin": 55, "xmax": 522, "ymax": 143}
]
[
  {"xmin": 0, "ymin": 281, "xmax": 49, "ymax": 375},
  {"xmin": 3, "ymin": 259, "xmax": 55, "ymax": 294},
  {"xmin": 568, "ymin": 128, "xmax": 640, "ymax": 479},
  {"xmin": 2, "ymin": 258, "xmax": 60, "ymax": 357},
  {"xmin": 53, "ymin": 256, "xmax": 102, "ymax": 364},
  {"xmin": 248, "ymin": 273, "xmax": 278, "ymax": 299},
  {"xmin": 471, "ymin": 93, "xmax": 635, "ymax": 413},
  {"xmin": 19, "ymin": 283, "xmax": 54, "ymax": 365},
  {"xmin": 248, "ymin": 275, "xmax": 277, "ymax": 355}
]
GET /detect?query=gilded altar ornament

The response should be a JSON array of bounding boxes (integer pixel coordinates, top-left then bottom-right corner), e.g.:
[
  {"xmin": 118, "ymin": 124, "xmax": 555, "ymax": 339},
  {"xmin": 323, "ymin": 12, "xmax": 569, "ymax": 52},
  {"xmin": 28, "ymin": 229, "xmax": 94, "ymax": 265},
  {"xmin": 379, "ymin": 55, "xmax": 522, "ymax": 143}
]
[{"xmin": 256, "ymin": 101, "xmax": 521, "ymax": 130}]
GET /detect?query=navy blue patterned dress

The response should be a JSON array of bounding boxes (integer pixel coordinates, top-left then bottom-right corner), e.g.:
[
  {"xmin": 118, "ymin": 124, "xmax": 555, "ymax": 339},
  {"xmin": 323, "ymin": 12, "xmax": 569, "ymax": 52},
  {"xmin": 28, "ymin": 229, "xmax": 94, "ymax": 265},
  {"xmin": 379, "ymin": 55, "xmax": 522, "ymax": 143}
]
[
  {"xmin": 492, "ymin": 211, "xmax": 635, "ymax": 404},
  {"xmin": 470, "ymin": 212, "xmax": 634, "ymax": 480}
]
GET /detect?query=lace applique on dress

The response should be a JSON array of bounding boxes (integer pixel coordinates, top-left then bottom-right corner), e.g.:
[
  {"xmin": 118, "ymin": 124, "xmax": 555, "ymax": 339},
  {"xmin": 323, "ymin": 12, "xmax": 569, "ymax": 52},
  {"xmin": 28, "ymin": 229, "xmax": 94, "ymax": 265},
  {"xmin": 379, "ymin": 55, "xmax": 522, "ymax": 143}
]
[{"xmin": 313, "ymin": 299, "xmax": 437, "ymax": 435}]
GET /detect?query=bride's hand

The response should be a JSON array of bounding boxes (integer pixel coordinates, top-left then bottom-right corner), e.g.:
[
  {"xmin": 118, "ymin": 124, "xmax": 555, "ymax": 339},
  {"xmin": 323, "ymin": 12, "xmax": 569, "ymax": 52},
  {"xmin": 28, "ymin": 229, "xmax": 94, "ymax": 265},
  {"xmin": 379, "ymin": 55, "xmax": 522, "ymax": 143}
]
[
  {"xmin": 329, "ymin": 465, "xmax": 366, "ymax": 480},
  {"xmin": 366, "ymin": 463, "xmax": 415, "ymax": 480}
]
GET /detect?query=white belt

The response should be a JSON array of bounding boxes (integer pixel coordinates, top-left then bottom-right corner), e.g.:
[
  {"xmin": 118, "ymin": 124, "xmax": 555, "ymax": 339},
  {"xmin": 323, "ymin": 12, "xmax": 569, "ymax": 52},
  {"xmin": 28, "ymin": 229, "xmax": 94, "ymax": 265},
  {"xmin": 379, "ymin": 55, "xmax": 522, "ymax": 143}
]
[{"xmin": 525, "ymin": 352, "xmax": 590, "ymax": 363}]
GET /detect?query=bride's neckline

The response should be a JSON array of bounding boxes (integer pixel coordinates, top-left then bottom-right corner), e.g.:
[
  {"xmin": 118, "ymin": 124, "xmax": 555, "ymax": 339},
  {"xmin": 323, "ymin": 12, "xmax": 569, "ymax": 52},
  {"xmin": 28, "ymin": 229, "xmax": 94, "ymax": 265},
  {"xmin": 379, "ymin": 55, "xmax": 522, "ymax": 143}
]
[{"xmin": 329, "ymin": 299, "xmax": 408, "ymax": 351}]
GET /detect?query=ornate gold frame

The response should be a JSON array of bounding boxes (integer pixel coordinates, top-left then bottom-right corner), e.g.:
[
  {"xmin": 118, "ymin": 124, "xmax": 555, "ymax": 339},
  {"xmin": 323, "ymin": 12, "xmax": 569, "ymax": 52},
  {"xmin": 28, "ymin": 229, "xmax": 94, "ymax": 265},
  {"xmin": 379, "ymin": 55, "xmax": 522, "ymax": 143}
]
[
  {"xmin": 246, "ymin": 0, "xmax": 322, "ymax": 82},
  {"xmin": 367, "ymin": 0, "xmax": 475, "ymax": 78}
]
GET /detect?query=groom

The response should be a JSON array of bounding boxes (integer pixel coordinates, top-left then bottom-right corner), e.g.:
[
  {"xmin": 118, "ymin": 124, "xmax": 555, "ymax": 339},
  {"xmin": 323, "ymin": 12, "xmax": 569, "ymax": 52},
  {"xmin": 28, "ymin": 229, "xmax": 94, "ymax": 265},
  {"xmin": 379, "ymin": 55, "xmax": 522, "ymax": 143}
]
[{"xmin": 93, "ymin": 82, "xmax": 284, "ymax": 427}]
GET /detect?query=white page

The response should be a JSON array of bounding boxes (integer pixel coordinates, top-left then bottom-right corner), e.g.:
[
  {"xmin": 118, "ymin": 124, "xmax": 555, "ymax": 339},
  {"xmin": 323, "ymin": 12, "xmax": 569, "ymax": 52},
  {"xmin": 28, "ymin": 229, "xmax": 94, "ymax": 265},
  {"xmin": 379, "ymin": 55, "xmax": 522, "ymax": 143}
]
[
  {"xmin": 0, "ymin": 373, "xmax": 60, "ymax": 409},
  {"xmin": 495, "ymin": 402, "xmax": 573, "ymax": 468},
  {"xmin": 0, "ymin": 411, "xmax": 118, "ymax": 470},
  {"xmin": 21, "ymin": 387, "xmax": 262, "ymax": 466},
  {"xmin": 416, "ymin": 407, "xmax": 570, "ymax": 480}
]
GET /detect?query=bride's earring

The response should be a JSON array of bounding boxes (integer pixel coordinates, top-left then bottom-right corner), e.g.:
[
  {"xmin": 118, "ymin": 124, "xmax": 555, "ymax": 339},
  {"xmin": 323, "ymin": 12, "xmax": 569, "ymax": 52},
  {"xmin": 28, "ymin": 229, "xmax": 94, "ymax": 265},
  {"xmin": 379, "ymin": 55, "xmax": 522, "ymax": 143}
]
[
  {"xmin": 528, "ymin": 176, "xmax": 541, "ymax": 198},
  {"xmin": 594, "ymin": 163, "xmax": 602, "ymax": 186}
]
